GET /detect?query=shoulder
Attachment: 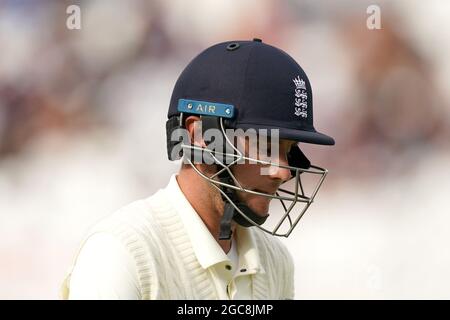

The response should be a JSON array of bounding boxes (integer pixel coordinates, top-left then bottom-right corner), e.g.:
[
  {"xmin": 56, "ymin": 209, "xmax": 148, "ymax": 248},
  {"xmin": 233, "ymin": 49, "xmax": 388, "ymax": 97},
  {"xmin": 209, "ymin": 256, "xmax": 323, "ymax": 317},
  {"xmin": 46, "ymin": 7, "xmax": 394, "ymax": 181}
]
[
  {"xmin": 92, "ymin": 189, "xmax": 168, "ymax": 235},
  {"xmin": 69, "ymin": 232, "xmax": 140, "ymax": 299},
  {"xmin": 68, "ymin": 191, "xmax": 170, "ymax": 299}
]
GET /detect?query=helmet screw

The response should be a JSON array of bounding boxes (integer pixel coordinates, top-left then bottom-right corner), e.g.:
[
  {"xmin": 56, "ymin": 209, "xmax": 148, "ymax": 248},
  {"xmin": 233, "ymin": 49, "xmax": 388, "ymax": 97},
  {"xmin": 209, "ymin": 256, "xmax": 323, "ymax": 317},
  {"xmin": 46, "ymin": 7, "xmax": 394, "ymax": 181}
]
[
  {"xmin": 225, "ymin": 108, "xmax": 230, "ymax": 115},
  {"xmin": 187, "ymin": 103, "xmax": 193, "ymax": 109}
]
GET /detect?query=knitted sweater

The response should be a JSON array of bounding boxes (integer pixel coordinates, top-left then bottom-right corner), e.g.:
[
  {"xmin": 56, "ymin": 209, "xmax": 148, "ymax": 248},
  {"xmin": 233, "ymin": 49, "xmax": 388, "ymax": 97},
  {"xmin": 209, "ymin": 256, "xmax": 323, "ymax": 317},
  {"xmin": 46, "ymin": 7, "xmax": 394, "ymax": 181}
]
[{"xmin": 61, "ymin": 177, "xmax": 295, "ymax": 300}]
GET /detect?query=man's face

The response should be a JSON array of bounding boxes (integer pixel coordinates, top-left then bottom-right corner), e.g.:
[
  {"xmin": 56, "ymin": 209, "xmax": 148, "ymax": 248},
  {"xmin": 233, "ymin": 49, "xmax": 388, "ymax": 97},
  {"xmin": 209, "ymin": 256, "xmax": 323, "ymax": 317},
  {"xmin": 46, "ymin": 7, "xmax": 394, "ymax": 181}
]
[{"xmin": 231, "ymin": 138, "xmax": 295, "ymax": 215}]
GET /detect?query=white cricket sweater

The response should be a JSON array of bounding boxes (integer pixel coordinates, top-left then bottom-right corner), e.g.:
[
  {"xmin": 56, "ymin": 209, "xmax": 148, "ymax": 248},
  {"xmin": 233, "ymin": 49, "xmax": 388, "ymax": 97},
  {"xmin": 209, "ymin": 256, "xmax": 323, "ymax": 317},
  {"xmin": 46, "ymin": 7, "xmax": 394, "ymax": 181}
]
[{"xmin": 61, "ymin": 175, "xmax": 295, "ymax": 299}]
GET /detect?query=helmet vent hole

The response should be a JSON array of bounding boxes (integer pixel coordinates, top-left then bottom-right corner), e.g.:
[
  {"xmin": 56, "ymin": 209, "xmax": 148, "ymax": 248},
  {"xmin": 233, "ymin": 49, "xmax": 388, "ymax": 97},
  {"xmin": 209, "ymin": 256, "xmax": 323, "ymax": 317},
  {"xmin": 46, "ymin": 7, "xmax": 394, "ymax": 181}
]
[{"xmin": 226, "ymin": 43, "xmax": 240, "ymax": 51}]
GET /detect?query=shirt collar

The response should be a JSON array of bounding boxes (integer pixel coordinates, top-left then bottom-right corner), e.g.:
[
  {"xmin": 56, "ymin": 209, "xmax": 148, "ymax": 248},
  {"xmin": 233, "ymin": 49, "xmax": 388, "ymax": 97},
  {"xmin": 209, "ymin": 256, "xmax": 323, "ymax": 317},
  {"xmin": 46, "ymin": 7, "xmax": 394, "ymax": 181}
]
[
  {"xmin": 235, "ymin": 225, "xmax": 265, "ymax": 274},
  {"xmin": 163, "ymin": 174, "xmax": 264, "ymax": 274}
]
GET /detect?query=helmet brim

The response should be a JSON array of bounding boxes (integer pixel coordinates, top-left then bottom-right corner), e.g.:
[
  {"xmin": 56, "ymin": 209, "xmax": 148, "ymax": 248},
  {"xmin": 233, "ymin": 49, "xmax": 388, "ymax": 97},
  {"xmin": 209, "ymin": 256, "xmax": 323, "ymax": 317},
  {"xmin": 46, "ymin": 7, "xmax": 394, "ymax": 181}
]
[{"xmin": 235, "ymin": 123, "xmax": 335, "ymax": 146}]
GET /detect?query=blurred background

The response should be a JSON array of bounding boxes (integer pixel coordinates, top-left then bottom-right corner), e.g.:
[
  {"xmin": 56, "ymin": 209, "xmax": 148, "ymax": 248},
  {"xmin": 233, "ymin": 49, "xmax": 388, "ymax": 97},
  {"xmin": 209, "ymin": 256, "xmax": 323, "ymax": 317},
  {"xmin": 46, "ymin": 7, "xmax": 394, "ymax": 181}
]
[{"xmin": 0, "ymin": 0, "xmax": 449, "ymax": 299}]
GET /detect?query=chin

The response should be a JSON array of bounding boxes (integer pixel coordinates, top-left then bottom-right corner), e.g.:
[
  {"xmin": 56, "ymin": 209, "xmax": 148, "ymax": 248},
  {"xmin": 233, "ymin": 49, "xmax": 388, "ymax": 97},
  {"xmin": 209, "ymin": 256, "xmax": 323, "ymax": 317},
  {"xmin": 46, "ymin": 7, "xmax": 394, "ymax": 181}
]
[
  {"xmin": 236, "ymin": 192, "xmax": 272, "ymax": 216},
  {"xmin": 246, "ymin": 198, "xmax": 271, "ymax": 216}
]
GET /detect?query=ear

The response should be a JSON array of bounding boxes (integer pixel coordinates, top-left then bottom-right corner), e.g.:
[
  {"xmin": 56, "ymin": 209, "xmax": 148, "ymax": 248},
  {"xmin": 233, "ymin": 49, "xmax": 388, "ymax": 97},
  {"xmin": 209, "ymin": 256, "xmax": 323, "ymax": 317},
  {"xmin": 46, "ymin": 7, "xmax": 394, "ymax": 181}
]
[{"xmin": 184, "ymin": 115, "xmax": 205, "ymax": 147}]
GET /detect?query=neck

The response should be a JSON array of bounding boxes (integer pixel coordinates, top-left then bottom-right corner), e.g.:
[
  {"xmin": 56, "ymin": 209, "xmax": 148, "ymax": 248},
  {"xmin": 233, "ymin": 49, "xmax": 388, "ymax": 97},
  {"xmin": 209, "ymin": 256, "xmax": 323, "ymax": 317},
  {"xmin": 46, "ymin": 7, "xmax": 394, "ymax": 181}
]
[{"xmin": 176, "ymin": 167, "xmax": 236, "ymax": 253}]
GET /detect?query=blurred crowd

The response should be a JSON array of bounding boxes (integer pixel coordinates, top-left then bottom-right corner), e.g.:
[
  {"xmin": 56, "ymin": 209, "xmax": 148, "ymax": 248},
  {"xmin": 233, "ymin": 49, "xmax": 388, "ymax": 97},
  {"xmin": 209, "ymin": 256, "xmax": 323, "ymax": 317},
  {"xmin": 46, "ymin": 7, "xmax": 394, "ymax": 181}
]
[
  {"xmin": 0, "ymin": 0, "xmax": 448, "ymax": 181},
  {"xmin": 0, "ymin": 0, "xmax": 449, "ymax": 299}
]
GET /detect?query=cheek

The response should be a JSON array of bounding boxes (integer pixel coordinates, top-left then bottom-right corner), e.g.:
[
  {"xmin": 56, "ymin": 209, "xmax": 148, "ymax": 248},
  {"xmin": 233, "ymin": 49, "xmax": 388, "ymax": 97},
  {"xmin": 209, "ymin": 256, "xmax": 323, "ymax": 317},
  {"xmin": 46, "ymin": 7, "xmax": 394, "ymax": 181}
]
[
  {"xmin": 232, "ymin": 164, "xmax": 262, "ymax": 182},
  {"xmin": 231, "ymin": 165, "xmax": 272, "ymax": 214}
]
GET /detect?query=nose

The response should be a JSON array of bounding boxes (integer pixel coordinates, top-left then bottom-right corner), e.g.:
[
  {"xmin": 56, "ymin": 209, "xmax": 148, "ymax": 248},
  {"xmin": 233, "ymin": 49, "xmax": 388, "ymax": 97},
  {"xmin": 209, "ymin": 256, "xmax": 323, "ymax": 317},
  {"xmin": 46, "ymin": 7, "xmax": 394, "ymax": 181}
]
[{"xmin": 267, "ymin": 152, "xmax": 292, "ymax": 183}]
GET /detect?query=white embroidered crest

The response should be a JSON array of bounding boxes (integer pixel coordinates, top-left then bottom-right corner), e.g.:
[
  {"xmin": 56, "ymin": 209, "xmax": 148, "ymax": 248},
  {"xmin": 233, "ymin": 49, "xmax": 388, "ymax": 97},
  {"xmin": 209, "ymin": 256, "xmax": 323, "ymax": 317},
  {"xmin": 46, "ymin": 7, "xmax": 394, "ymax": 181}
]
[{"xmin": 293, "ymin": 76, "xmax": 307, "ymax": 118}]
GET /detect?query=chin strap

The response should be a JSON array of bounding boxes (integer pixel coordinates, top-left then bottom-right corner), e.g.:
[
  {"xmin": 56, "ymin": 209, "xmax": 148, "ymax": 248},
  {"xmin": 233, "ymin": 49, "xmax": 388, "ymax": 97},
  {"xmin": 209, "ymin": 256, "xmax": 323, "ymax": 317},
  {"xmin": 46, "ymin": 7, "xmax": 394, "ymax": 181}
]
[
  {"xmin": 218, "ymin": 171, "xmax": 269, "ymax": 240},
  {"xmin": 219, "ymin": 203, "xmax": 235, "ymax": 240}
]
